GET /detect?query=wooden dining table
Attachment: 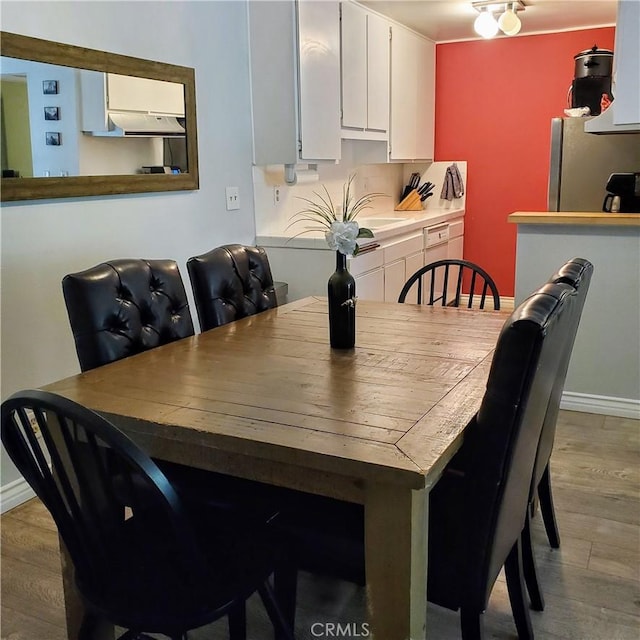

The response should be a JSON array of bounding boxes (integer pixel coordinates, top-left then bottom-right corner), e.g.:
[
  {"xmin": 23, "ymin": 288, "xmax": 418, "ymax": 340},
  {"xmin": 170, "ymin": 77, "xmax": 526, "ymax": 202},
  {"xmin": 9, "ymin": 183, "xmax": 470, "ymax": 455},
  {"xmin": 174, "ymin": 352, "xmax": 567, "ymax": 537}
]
[{"xmin": 44, "ymin": 296, "xmax": 506, "ymax": 640}]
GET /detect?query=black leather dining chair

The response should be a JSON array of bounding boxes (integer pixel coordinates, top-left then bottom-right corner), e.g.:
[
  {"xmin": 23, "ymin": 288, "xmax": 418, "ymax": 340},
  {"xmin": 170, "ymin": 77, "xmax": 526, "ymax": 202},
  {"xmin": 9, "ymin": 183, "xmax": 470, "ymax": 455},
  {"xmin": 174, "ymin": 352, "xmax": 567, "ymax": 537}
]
[
  {"xmin": 275, "ymin": 280, "xmax": 578, "ymax": 639},
  {"xmin": 62, "ymin": 258, "xmax": 194, "ymax": 372},
  {"xmin": 187, "ymin": 244, "xmax": 277, "ymax": 332},
  {"xmin": 398, "ymin": 259, "xmax": 501, "ymax": 310},
  {"xmin": 1, "ymin": 390, "xmax": 295, "ymax": 640},
  {"xmin": 61, "ymin": 257, "xmax": 279, "ymax": 526},
  {"xmin": 521, "ymin": 258, "xmax": 593, "ymax": 611}
]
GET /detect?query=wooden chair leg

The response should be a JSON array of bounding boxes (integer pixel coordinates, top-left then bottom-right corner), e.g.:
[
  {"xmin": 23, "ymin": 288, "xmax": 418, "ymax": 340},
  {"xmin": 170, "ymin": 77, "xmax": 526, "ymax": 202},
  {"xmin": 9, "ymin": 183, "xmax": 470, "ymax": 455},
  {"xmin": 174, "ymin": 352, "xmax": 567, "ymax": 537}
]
[
  {"xmin": 228, "ymin": 601, "xmax": 247, "ymax": 640},
  {"xmin": 460, "ymin": 607, "xmax": 485, "ymax": 640},
  {"xmin": 258, "ymin": 579, "xmax": 296, "ymax": 640},
  {"xmin": 522, "ymin": 512, "xmax": 545, "ymax": 611},
  {"xmin": 538, "ymin": 463, "xmax": 561, "ymax": 548},
  {"xmin": 505, "ymin": 538, "xmax": 534, "ymax": 640}
]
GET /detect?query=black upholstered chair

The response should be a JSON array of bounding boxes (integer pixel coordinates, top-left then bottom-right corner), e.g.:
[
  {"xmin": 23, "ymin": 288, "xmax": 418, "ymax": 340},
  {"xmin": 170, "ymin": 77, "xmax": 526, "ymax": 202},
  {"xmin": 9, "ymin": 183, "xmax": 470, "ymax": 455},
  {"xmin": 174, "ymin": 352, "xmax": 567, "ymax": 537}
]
[
  {"xmin": 398, "ymin": 259, "xmax": 500, "ymax": 310},
  {"xmin": 1, "ymin": 390, "xmax": 295, "ymax": 640},
  {"xmin": 62, "ymin": 258, "xmax": 279, "ymax": 528},
  {"xmin": 521, "ymin": 258, "xmax": 593, "ymax": 611},
  {"xmin": 277, "ymin": 281, "xmax": 578, "ymax": 639},
  {"xmin": 62, "ymin": 258, "xmax": 194, "ymax": 372},
  {"xmin": 187, "ymin": 244, "xmax": 277, "ymax": 331}
]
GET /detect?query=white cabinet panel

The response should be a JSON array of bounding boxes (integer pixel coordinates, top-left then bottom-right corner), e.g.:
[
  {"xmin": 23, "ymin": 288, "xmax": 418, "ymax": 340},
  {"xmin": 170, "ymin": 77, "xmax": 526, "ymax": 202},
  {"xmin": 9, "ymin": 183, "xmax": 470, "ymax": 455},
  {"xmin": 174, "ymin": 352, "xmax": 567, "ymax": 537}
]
[
  {"xmin": 107, "ymin": 74, "xmax": 184, "ymax": 115},
  {"xmin": 613, "ymin": 0, "xmax": 640, "ymax": 126},
  {"xmin": 403, "ymin": 250, "xmax": 424, "ymax": 304},
  {"xmin": 298, "ymin": 0, "xmax": 342, "ymax": 160},
  {"xmin": 447, "ymin": 235, "xmax": 464, "ymax": 260},
  {"xmin": 341, "ymin": 1, "xmax": 368, "ymax": 129},
  {"xmin": 340, "ymin": 2, "xmax": 389, "ymax": 137},
  {"xmin": 390, "ymin": 24, "xmax": 435, "ymax": 161},
  {"xmin": 249, "ymin": 0, "xmax": 341, "ymax": 165},
  {"xmin": 390, "ymin": 24, "xmax": 418, "ymax": 160},
  {"xmin": 366, "ymin": 11, "xmax": 390, "ymax": 132},
  {"xmin": 356, "ymin": 267, "xmax": 384, "ymax": 301},
  {"xmin": 415, "ymin": 36, "xmax": 435, "ymax": 160},
  {"xmin": 384, "ymin": 259, "xmax": 406, "ymax": 302}
]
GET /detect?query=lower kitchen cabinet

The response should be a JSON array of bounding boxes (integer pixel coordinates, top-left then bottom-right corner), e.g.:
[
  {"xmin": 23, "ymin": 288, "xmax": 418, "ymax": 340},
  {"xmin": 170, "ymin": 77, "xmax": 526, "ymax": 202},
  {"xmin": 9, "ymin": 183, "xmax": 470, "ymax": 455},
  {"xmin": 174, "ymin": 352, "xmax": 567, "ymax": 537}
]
[
  {"xmin": 257, "ymin": 213, "xmax": 464, "ymax": 304},
  {"xmin": 351, "ymin": 216, "xmax": 464, "ymax": 303},
  {"xmin": 355, "ymin": 267, "xmax": 385, "ymax": 300}
]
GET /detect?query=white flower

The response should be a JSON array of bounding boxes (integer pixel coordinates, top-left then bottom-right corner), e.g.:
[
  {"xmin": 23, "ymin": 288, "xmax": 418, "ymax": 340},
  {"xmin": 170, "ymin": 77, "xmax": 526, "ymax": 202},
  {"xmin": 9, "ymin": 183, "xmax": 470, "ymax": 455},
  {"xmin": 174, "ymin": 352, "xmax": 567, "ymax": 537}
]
[{"xmin": 326, "ymin": 221, "xmax": 359, "ymax": 256}]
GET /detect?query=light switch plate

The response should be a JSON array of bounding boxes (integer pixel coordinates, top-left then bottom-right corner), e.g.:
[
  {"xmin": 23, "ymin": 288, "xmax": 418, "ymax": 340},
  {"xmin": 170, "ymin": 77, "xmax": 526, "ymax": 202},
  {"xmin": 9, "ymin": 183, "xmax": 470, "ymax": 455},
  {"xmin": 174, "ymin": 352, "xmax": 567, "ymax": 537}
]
[{"xmin": 225, "ymin": 186, "xmax": 240, "ymax": 210}]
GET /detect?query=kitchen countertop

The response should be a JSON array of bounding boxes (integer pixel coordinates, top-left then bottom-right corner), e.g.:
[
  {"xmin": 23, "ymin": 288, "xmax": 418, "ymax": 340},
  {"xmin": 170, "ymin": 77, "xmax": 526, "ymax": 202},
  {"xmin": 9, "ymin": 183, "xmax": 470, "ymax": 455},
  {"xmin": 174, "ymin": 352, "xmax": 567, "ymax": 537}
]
[
  {"xmin": 508, "ymin": 211, "xmax": 640, "ymax": 227},
  {"xmin": 257, "ymin": 206, "xmax": 465, "ymax": 250}
]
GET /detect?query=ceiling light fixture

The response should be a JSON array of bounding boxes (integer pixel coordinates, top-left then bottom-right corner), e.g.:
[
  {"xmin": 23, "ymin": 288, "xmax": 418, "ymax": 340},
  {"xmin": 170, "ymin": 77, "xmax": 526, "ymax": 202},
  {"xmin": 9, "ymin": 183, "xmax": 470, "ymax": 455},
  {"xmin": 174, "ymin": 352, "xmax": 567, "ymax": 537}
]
[
  {"xmin": 472, "ymin": 1, "xmax": 525, "ymax": 39},
  {"xmin": 474, "ymin": 8, "xmax": 499, "ymax": 39}
]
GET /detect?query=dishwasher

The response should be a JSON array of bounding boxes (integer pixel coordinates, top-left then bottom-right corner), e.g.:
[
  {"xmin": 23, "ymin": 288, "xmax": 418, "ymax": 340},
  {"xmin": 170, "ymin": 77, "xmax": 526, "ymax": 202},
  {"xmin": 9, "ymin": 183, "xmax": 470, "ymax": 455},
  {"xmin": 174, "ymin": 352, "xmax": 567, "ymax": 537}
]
[{"xmin": 422, "ymin": 222, "xmax": 453, "ymax": 303}]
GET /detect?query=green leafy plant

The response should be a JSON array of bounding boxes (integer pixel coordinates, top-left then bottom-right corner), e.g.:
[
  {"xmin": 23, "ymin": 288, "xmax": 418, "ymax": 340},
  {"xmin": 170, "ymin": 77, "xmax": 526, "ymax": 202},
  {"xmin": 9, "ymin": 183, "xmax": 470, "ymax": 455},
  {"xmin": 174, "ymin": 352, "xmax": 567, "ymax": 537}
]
[{"xmin": 288, "ymin": 174, "xmax": 383, "ymax": 256}]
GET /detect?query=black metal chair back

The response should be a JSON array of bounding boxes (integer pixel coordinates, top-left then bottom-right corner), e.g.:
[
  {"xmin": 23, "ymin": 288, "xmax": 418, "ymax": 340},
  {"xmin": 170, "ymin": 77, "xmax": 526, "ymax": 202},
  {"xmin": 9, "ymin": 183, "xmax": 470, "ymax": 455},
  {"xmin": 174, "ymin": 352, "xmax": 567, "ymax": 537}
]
[
  {"xmin": 1, "ymin": 390, "xmax": 294, "ymax": 640},
  {"xmin": 398, "ymin": 259, "xmax": 500, "ymax": 309}
]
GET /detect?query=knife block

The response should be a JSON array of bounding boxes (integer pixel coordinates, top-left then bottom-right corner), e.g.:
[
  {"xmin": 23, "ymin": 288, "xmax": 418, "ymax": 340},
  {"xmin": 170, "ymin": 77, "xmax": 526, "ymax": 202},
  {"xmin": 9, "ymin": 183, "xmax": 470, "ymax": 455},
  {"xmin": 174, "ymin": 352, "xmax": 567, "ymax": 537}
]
[{"xmin": 395, "ymin": 189, "xmax": 424, "ymax": 211}]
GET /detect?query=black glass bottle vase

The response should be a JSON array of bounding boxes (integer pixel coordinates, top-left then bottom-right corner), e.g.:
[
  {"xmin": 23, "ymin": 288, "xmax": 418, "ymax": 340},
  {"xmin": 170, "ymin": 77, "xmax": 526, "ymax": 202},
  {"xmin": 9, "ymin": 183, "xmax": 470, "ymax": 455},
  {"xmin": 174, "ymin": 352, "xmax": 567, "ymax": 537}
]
[{"xmin": 327, "ymin": 251, "xmax": 356, "ymax": 349}]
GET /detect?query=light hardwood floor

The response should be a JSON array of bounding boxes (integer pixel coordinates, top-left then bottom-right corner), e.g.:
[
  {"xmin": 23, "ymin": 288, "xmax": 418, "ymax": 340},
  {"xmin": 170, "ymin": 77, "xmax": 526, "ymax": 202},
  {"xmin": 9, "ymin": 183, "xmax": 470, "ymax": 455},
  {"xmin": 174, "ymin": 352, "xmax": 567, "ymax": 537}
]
[{"xmin": 1, "ymin": 410, "xmax": 638, "ymax": 640}]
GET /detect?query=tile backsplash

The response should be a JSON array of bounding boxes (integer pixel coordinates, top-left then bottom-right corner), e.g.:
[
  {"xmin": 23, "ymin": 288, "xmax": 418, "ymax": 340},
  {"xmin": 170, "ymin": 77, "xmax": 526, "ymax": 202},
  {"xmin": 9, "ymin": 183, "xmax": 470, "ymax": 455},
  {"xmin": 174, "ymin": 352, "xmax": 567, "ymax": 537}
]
[{"xmin": 252, "ymin": 142, "xmax": 406, "ymax": 237}]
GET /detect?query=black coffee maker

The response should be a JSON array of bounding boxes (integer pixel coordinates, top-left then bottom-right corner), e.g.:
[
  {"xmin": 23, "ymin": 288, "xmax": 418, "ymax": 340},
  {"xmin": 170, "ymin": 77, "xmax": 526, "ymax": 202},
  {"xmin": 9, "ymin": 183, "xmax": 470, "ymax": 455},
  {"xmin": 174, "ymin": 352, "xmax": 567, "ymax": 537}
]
[
  {"xmin": 570, "ymin": 45, "xmax": 614, "ymax": 116},
  {"xmin": 603, "ymin": 173, "xmax": 640, "ymax": 213}
]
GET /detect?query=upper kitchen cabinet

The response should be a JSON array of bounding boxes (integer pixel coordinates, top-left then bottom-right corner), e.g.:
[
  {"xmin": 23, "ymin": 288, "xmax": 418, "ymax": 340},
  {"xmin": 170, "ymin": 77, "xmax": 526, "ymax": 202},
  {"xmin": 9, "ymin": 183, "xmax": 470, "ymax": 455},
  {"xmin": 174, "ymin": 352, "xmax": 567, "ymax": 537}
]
[
  {"xmin": 249, "ymin": 0, "xmax": 341, "ymax": 169},
  {"xmin": 340, "ymin": 1, "xmax": 390, "ymax": 140},
  {"xmin": 611, "ymin": 0, "xmax": 639, "ymax": 126},
  {"xmin": 389, "ymin": 24, "xmax": 435, "ymax": 161},
  {"xmin": 585, "ymin": 0, "xmax": 639, "ymax": 133}
]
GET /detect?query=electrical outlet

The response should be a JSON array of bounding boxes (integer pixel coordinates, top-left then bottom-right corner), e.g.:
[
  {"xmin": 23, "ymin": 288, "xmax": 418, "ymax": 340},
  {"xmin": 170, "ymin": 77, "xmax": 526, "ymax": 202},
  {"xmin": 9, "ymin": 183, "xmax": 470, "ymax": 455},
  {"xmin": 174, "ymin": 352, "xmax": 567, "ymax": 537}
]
[
  {"xmin": 225, "ymin": 186, "xmax": 240, "ymax": 211},
  {"xmin": 274, "ymin": 186, "xmax": 281, "ymax": 205}
]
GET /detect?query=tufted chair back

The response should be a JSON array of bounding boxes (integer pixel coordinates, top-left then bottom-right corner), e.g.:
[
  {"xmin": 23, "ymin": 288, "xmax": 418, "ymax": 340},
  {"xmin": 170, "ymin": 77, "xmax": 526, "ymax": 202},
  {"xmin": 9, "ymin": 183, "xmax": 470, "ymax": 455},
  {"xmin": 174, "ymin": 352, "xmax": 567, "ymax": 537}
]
[
  {"xmin": 62, "ymin": 259, "xmax": 194, "ymax": 372},
  {"xmin": 187, "ymin": 244, "xmax": 277, "ymax": 332}
]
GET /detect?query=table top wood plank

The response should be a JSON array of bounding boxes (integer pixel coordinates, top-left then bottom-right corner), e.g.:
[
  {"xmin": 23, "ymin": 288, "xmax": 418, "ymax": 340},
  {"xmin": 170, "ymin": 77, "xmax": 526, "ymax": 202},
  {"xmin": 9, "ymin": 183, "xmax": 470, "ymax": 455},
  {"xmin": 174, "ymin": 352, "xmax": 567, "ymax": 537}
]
[
  {"xmin": 397, "ymin": 353, "xmax": 494, "ymax": 484},
  {"xmin": 44, "ymin": 298, "xmax": 504, "ymax": 490}
]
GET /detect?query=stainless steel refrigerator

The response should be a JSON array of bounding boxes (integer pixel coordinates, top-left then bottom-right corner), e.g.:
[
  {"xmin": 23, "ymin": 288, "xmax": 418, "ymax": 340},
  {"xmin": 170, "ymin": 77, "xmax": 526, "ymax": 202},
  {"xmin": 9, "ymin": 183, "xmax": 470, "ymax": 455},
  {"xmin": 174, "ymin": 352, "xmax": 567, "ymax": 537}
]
[{"xmin": 548, "ymin": 117, "xmax": 640, "ymax": 211}]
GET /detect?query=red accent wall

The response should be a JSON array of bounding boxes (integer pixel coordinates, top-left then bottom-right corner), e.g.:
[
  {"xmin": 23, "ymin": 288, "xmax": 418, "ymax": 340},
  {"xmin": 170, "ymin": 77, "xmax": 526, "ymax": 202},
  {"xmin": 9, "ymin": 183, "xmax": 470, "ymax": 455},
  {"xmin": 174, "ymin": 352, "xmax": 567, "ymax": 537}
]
[{"xmin": 434, "ymin": 28, "xmax": 615, "ymax": 296}]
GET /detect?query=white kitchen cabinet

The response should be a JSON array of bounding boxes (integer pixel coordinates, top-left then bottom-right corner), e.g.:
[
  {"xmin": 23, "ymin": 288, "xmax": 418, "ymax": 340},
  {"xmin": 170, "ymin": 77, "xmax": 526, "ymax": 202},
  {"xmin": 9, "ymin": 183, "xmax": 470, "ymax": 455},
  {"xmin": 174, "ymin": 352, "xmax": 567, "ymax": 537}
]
[
  {"xmin": 106, "ymin": 74, "xmax": 184, "ymax": 115},
  {"xmin": 447, "ymin": 218, "xmax": 465, "ymax": 260},
  {"xmin": 382, "ymin": 232, "xmax": 423, "ymax": 302},
  {"xmin": 612, "ymin": 0, "xmax": 640, "ymax": 126},
  {"xmin": 80, "ymin": 71, "xmax": 185, "ymax": 133},
  {"xmin": 249, "ymin": 0, "xmax": 341, "ymax": 166},
  {"xmin": 340, "ymin": 2, "xmax": 390, "ymax": 139},
  {"xmin": 402, "ymin": 250, "xmax": 424, "ymax": 304},
  {"xmin": 389, "ymin": 24, "xmax": 435, "ymax": 161},
  {"xmin": 350, "ymin": 245, "xmax": 385, "ymax": 301},
  {"xmin": 348, "ymin": 219, "xmax": 464, "ymax": 302},
  {"xmin": 355, "ymin": 267, "xmax": 385, "ymax": 301},
  {"xmin": 258, "ymin": 213, "xmax": 464, "ymax": 304}
]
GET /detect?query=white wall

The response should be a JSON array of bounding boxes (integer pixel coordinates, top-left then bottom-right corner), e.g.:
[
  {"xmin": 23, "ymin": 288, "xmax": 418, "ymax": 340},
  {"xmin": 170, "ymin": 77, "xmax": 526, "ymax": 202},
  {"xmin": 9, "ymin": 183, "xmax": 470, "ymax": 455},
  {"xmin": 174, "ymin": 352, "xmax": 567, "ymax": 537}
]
[
  {"xmin": 514, "ymin": 224, "xmax": 640, "ymax": 417},
  {"xmin": 0, "ymin": 0, "xmax": 257, "ymax": 489}
]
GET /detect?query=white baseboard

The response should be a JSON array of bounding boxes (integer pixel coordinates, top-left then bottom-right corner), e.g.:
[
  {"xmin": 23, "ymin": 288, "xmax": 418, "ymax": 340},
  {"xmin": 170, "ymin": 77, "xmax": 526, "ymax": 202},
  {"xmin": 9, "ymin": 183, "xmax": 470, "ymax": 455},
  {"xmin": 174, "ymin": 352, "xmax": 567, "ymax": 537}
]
[
  {"xmin": 0, "ymin": 477, "xmax": 36, "ymax": 514},
  {"xmin": 561, "ymin": 391, "xmax": 640, "ymax": 419}
]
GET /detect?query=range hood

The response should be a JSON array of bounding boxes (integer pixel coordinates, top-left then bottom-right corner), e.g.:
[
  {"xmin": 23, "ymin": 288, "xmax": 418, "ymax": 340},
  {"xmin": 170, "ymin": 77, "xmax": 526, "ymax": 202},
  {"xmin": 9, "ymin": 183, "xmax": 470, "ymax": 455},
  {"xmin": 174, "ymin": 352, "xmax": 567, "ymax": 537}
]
[
  {"xmin": 584, "ymin": 103, "xmax": 640, "ymax": 134},
  {"xmin": 83, "ymin": 112, "xmax": 185, "ymax": 137}
]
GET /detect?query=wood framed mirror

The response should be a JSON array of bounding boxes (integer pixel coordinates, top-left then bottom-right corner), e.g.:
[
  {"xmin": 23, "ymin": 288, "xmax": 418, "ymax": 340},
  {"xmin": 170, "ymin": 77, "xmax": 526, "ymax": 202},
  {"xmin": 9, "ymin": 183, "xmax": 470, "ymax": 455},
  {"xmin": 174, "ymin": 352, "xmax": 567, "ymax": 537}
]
[{"xmin": 1, "ymin": 32, "xmax": 199, "ymax": 202}]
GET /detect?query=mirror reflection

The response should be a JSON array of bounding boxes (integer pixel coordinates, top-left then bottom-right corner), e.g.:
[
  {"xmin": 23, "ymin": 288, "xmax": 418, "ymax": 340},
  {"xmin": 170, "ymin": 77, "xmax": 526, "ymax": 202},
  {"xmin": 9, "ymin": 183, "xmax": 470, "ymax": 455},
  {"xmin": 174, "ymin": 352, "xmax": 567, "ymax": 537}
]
[
  {"xmin": 1, "ymin": 59, "xmax": 188, "ymax": 179},
  {"xmin": 0, "ymin": 31, "xmax": 198, "ymax": 202}
]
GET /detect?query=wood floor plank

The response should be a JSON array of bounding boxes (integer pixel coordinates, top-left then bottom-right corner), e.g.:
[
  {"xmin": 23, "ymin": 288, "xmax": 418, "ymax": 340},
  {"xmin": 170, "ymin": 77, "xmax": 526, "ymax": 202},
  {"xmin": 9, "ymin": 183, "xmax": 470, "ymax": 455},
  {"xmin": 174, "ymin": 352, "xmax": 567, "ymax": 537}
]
[
  {"xmin": 2, "ymin": 411, "xmax": 639, "ymax": 640},
  {"xmin": 589, "ymin": 541, "xmax": 640, "ymax": 582}
]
